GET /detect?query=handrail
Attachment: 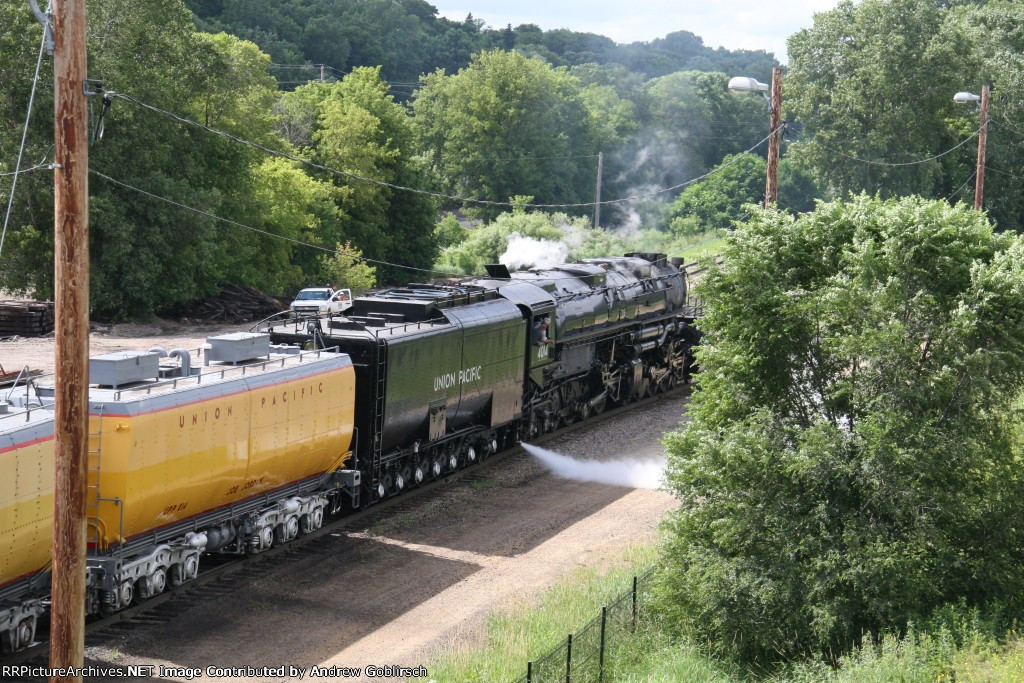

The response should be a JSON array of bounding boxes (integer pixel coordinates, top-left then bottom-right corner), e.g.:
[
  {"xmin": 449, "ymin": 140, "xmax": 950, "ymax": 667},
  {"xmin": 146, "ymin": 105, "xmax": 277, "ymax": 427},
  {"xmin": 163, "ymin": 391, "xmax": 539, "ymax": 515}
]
[
  {"xmin": 249, "ymin": 309, "xmax": 294, "ymax": 333},
  {"xmin": 4, "ymin": 365, "xmax": 35, "ymax": 402},
  {"xmin": 108, "ymin": 346, "xmax": 342, "ymax": 399}
]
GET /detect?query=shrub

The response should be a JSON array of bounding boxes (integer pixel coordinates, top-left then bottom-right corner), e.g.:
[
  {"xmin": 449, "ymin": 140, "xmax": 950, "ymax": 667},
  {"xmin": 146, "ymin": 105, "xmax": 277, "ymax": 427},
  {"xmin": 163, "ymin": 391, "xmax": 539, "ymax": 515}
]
[{"xmin": 658, "ymin": 196, "xmax": 1024, "ymax": 664}]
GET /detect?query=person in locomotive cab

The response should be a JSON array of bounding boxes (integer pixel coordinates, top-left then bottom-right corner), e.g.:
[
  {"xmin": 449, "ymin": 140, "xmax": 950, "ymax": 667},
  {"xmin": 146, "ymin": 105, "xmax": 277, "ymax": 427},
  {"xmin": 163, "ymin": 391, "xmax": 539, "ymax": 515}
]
[{"xmin": 533, "ymin": 317, "xmax": 554, "ymax": 346}]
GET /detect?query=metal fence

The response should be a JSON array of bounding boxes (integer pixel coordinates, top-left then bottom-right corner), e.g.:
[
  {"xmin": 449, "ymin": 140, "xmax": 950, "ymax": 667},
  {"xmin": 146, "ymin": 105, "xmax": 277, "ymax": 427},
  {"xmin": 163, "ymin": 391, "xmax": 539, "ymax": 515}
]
[{"xmin": 515, "ymin": 568, "xmax": 656, "ymax": 683}]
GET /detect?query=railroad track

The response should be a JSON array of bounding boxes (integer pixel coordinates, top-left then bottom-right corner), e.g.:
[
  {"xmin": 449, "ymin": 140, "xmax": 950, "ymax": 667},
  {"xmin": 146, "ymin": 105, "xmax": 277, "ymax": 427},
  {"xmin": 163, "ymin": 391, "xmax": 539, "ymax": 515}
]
[{"xmin": 3, "ymin": 385, "xmax": 689, "ymax": 669}]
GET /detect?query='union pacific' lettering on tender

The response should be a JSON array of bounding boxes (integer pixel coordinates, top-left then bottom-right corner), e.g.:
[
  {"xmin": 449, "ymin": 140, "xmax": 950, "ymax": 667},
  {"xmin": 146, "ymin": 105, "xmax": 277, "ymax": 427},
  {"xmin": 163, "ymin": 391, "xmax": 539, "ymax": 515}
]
[{"xmin": 434, "ymin": 366, "xmax": 482, "ymax": 391}]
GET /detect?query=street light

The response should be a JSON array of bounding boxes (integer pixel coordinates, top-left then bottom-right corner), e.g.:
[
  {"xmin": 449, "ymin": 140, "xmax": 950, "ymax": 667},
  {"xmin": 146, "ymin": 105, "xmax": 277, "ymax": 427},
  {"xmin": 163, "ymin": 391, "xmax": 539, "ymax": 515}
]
[
  {"xmin": 728, "ymin": 76, "xmax": 769, "ymax": 94},
  {"xmin": 954, "ymin": 85, "xmax": 989, "ymax": 210},
  {"xmin": 729, "ymin": 67, "xmax": 783, "ymax": 208},
  {"xmin": 953, "ymin": 91, "xmax": 981, "ymax": 104}
]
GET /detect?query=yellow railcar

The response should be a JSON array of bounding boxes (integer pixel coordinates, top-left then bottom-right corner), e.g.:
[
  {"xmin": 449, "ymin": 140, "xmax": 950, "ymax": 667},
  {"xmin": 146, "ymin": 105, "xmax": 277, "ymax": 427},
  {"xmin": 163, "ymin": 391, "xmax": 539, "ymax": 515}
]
[
  {"xmin": 0, "ymin": 405, "xmax": 54, "ymax": 655},
  {"xmin": 0, "ymin": 337, "xmax": 359, "ymax": 653}
]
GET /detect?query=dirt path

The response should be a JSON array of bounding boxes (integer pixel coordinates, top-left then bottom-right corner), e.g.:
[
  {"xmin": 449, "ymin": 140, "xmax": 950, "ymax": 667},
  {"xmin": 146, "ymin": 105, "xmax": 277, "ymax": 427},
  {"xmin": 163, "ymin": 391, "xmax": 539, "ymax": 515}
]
[
  {"xmin": 71, "ymin": 396, "xmax": 687, "ymax": 683},
  {"xmin": 0, "ymin": 320, "xmax": 249, "ymax": 376}
]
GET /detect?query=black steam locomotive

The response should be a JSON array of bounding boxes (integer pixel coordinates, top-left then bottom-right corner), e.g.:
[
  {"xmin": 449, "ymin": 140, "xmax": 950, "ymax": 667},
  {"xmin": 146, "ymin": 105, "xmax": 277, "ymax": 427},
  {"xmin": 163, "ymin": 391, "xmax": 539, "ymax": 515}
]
[{"xmin": 263, "ymin": 253, "xmax": 700, "ymax": 505}]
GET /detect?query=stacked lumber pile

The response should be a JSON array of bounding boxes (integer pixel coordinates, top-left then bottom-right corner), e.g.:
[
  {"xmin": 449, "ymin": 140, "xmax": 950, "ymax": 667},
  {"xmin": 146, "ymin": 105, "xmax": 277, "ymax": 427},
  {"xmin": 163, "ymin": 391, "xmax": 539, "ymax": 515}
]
[
  {"xmin": 179, "ymin": 284, "xmax": 288, "ymax": 323},
  {"xmin": 0, "ymin": 300, "xmax": 55, "ymax": 337}
]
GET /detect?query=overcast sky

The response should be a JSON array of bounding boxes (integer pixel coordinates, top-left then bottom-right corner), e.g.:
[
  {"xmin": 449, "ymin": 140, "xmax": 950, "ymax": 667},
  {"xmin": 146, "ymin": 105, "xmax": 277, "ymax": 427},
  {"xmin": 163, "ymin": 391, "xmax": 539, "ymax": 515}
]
[{"xmin": 435, "ymin": 1, "xmax": 845, "ymax": 63}]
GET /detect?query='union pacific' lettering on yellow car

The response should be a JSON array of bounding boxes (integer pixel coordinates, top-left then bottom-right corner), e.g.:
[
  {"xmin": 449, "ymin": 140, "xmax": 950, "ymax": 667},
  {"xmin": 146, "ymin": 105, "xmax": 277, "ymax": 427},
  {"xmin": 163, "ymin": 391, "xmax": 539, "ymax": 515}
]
[
  {"xmin": 259, "ymin": 381, "xmax": 326, "ymax": 408},
  {"xmin": 180, "ymin": 405, "xmax": 233, "ymax": 428},
  {"xmin": 434, "ymin": 366, "xmax": 483, "ymax": 391}
]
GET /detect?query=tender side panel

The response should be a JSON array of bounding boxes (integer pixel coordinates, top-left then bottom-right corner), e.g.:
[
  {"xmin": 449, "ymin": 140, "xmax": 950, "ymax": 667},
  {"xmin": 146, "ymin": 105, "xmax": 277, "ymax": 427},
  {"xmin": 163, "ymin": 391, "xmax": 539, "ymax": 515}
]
[
  {"xmin": 382, "ymin": 327, "xmax": 463, "ymax": 452},
  {"xmin": 444, "ymin": 298, "xmax": 526, "ymax": 427},
  {"xmin": 0, "ymin": 423, "xmax": 54, "ymax": 590},
  {"xmin": 92, "ymin": 356, "xmax": 355, "ymax": 546}
]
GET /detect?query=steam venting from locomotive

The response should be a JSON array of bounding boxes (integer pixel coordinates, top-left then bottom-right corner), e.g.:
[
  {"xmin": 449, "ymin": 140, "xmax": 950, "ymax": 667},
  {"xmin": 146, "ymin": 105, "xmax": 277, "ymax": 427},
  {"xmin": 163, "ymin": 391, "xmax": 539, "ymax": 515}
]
[
  {"xmin": 522, "ymin": 443, "xmax": 665, "ymax": 489},
  {"xmin": 500, "ymin": 233, "xmax": 569, "ymax": 270}
]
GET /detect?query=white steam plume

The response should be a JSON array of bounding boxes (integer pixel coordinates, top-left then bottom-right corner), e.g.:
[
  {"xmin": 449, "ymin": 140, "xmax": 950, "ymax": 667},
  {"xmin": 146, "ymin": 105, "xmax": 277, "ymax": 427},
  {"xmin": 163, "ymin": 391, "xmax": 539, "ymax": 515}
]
[
  {"xmin": 500, "ymin": 232, "xmax": 568, "ymax": 270},
  {"xmin": 523, "ymin": 443, "xmax": 665, "ymax": 489}
]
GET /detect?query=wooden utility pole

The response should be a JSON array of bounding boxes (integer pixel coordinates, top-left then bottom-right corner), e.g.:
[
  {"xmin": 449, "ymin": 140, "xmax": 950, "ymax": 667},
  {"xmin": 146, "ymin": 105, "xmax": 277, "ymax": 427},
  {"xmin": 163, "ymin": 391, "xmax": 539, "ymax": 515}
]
[
  {"xmin": 974, "ymin": 84, "xmax": 989, "ymax": 210},
  {"xmin": 593, "ymin": 151, "xmax": 603, "ymax": 229},
  {"xmin": 764, "ymin": 66, "xmax": 783, "ymax": 208},
  {"xmin": 50, "ymin": 0, "xmax": 90, "ymax": 679}
]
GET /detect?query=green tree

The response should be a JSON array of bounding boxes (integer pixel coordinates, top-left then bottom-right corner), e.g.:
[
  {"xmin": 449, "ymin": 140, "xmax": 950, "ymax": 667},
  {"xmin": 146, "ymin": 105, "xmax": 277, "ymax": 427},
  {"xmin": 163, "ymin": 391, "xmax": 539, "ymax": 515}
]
[
  {"xmin": 664, "ymin": 153, "xmax": 766, "ymax": 235},
  {"xmin": 413, "ymin": 50, "xmax": 630, "ymax": 220},
  {"xmin": 646, "ymin": 71, "xmax": 769, "ymax": 174},
  {"xmin": 658, "ymin": 196, "xmax": 1024, "ymax": 664},
  {"xmin": 244, "ymin": 158, "xmax": 344, "ymax": 293},
  {"xmin": 433, "ymin": 214, "xmax": 469, "ymax": 248},
  {"xmin": 320, "ymin": 242, "xmax": 377, "ymax": 293},
  {"xmin": 1, "ymin": 0, "xmax": 329, "ymax": 317},
  {"xmin": 785, "ymin": 0, "xmax": 969, "ymax": 202},
  {"xmin": 664, "ymin": 153, "xmax": 821, "ymax": 234},
  {"xmin": 937, "ymin": 1, "xmax": 1024, "ymax": 230},
  {"xmin": 285, "ymin": 68, "xmax": 439, "ymax": 283}
]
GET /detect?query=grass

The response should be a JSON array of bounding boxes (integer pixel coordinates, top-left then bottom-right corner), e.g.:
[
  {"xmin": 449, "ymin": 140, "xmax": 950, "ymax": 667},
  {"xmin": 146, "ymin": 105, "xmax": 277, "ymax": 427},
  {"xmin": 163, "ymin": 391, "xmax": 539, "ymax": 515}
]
[
  {"xmin": 419, "ymin": 540, "xmax": 1024, "ymax": 682},
  {"xmin": 672, "ymin": 232, "xmax": 728, "ymax": 262},
  {"xmin": 421, "ymin": 544, "xmax": 657, "ymax": 682},
  {"xmin": 608, "ymin": 617, "xmax": 1024, "ymax": 683}
]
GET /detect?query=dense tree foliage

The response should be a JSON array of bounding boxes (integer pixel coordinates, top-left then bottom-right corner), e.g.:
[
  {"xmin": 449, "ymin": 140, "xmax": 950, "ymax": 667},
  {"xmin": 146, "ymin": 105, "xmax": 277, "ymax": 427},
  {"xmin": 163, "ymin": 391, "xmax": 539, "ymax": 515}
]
[
  {"xmin": 939, "ymin": 0, "xmax": 1024, "ymax": 230},
  {"xmin": 280, "ymin": 68, "xmax": 439, "ymax": 282},
  {"xmin": 184, "ymin": 0, "xmax": 777, "ymax": 84},
  {"xmin": 8, "ymin": 0, "xmax": 1024, "ymax": 322},
  {"xmin": 1, "ymin": 0, "xmax": 317, "ymax": 317},
  {"xmin": 414, "ymin": 50, "xmax": 633, "ymax": 220},
  {"xmin": 659, "ymin": 196, "xmax": 1024, "ymax": 664},
  {"xmin": 0, "ymin": 1, "xmax": 436, "ymax": 317},
  {"xmin": 664, "ymin": 154, "xmax": 766, "ymax": 235},
  {"xmin": 320, "ymin": 242, "xmax": 377, "ymax": 293},
  {"xmin": 785, "ymin": 0, "xmax": 1024, "ymax": 230},
  {"xmin": 664, "ymin": 154, "xmax": 820, "ymax": 235}
]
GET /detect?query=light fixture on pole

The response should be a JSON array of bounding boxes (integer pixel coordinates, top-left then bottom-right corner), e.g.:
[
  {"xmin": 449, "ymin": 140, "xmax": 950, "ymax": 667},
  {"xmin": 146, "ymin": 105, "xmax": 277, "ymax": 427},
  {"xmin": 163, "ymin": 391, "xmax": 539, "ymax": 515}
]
[
  {"xmin": 954, "ymin": 86, "xmax": 989, "ymax": 210},
  {"xmin": 727, "ymin": 76, "xmax": 769, "ymax": 94},
  {"xmin": 729, "ymin": 67, "xmax": 783, "ymax": 208}
]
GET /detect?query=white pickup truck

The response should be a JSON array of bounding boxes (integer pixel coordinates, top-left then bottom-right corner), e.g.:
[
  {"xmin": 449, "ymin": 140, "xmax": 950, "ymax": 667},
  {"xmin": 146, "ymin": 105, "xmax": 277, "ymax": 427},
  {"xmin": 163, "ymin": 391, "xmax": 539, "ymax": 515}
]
[{"xmin": 289, "ymin": 287, "xmax": 353, "ymax": 317}]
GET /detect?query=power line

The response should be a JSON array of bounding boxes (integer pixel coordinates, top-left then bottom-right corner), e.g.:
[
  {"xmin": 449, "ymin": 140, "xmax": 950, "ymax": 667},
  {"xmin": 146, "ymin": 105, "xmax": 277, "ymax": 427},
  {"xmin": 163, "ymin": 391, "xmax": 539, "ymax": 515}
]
[
  {"xmin": 811, "ymin": 127, "xmax": 983, "ymax": 167},
  {"xmin": 945, "ymin": 170, "xmax": 977, "ymax": 203},
  {"xmin": 451, "ymin": 154, "xmax": 599, "ymax": 162},
  {"xmin": 0, "ymin": 161, "xmax": 50, "ymax": 178},
  {"xmin": 93, "ymin": 168, "xmax": 732, "ymax": 287},
  {"xmin": 1, "ymin": 11, "xmax": 49, "ymax": 260},
  {"xmin": 985, "ymin": 166, "xmax": 1024, "ymax": 181},
  {"xmin": 89, "ymin": 169, "xmax": 460, "ymax": 278},
  {"xmin": 992, "ymin": 117, "xmax": 1024, "ymax": 138},
  {"xmin": 110, "ymin": 91, "xmax": 780, "ymax": 209}
]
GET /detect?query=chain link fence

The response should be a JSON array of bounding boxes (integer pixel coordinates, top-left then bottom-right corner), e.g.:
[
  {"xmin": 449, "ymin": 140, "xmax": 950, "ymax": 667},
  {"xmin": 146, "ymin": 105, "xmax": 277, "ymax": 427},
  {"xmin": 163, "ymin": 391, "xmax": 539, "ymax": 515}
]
[{"xmin": 513, "ymin": 568, "xmax": 656, "ymax": 683}]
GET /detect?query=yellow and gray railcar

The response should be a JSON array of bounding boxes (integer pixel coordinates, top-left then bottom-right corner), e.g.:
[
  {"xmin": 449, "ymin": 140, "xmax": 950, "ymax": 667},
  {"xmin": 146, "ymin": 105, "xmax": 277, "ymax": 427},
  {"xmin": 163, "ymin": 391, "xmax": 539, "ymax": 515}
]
[{"xmin": 0, "ymin": 334, "xmax": 359, "ymax": 653}]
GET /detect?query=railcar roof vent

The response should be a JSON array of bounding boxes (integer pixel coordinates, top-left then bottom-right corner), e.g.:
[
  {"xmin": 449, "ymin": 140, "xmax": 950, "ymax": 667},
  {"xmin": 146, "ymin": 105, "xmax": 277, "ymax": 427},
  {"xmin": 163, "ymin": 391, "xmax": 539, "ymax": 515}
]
[
  {"xmin": 89, "ymin": 351, "xmax": 160, "ymax": 388},
  {"xmin": 205, "ymin": 332, "xmax": 271, "ymax": 365}
]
